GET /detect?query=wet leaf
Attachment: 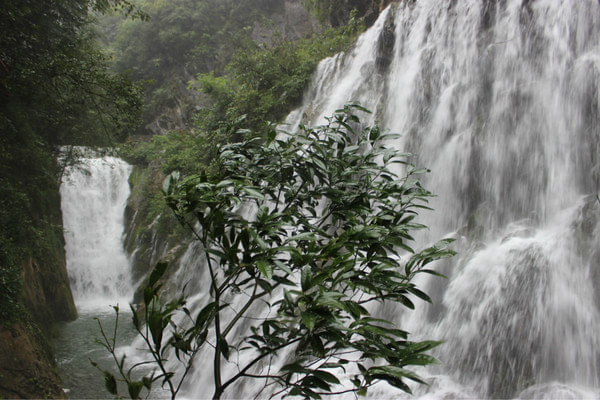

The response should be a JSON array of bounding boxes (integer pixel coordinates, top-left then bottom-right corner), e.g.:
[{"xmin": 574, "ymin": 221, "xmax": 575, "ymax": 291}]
[
  {"xmin": 103, "ymin": 372, "xmax": 117, "ymax": 395},
  {"xmin": 128, "ymin": 381, "xmax": 144, "ymax": 399},
  {"xmin": 149, "ymin": 262, "xmax": 168, "ymax": 288}
]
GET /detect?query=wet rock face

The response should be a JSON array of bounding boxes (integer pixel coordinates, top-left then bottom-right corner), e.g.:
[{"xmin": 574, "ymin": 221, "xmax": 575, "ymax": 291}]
[
  {"xmin": 375, "ymin": 9, "xmax": 396, "ymax": 73},
  {"xmin": 21, "ymin": 256, "xmax": 78, "ymax": 329},
  {"xmin": 0, "ymin": 182, "xmax": 76, "ymax": 399},
  {"xmin": 0, "ymin": 322, "xmax": 66, "ymax": 399}
]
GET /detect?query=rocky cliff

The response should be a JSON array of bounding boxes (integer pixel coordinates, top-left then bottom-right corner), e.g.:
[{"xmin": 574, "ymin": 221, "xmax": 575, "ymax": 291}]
[
  {"xmin": 0, "ymin": 320, "xmax": 67, "ymax": 399},
  {"xmin": 0, "ymin": 178, "xmax": 77, "ymax": 398}
]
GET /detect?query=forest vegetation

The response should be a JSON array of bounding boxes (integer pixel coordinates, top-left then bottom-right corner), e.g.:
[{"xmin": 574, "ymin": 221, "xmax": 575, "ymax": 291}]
[
  {"xmin": 103, "ymin": 0, "xmax": 369, "ymax": 247},
  {"xmin": 0, "ymin": 0, "xmax": 143, "ymax": 324},
  {"xmin": 0, "ymin": 0, "xmax": 144, "ymax": 397}
]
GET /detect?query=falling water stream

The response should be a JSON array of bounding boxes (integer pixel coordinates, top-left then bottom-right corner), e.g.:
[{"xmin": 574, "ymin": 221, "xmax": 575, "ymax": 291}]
[
  {"xmin": 187, "ymin": 0, "xmax": 600, "ymax": 398},
  {"xmin": 60, "ymin": 155, "xmax": 133, "ymax": 310}
]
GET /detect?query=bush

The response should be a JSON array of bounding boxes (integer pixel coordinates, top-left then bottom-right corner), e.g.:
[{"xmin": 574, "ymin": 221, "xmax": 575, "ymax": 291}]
[{"xmin": 97, "ymin": 106, "xmax": 454, "ymax": 399}]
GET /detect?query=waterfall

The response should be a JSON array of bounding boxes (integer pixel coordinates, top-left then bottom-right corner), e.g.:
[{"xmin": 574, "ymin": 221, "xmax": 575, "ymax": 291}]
[
  {"xmin": 182, "ymin": 0, "xmax": 600, "ymax": 398},
  {"xmin": 60, "ymin": 153, "xmax": 134, "ymax": 312},
  {"xmin": 282, "ymin": 0, "xmax": 600, "ymax": 398}
]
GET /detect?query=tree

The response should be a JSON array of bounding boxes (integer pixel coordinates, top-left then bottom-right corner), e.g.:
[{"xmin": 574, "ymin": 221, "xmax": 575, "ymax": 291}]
[
  {"xmin": 0, "ymin": 0, "xmax": 144, "ymax": 147},
  {"xmin": 97, "ymin": 105, "xmax": 454, "ymax": 399}
]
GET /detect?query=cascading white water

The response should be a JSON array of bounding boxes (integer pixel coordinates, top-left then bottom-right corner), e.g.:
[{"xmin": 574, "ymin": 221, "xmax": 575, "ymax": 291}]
[
  {"xmin": 56, "ymin": 153, "xmax": 145, "ymax": 398},
  {"xmin": 183, "ymin": 0, "xmax": 598, "ymax": 398},
  {"xmin": 60, "ymin": 154, "xmax": 134, "ymax": 311}
]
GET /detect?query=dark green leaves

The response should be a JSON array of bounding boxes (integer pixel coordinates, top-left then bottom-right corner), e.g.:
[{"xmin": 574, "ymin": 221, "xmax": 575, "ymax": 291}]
[
  {"xmin": 257, "ymin": 260, "xmax": 274, "ymax": 279},
  {"xmin": 127, "ymin": 381, "xmax": 144, "ymax": 399},
  {"xmin": 102, "ymin": 106, "xmax": 454, "ymax": 399},
  {"xmin": 195, "ymin": 302, "xmax": 217, "ymax": 331},
  {"xmin": 160, "ymin": 105, "xmax": 455, "ymax": 398},
  {"xmin": 149, "ymin": 261, "xmax": 168, "ymax": 288},
  {"xmin": 104, "ymin": 371, "xmax": 118, "ymax": 395}
]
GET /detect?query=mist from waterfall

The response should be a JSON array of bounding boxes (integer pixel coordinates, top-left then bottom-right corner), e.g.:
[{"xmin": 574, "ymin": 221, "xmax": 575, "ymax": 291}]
[{"xmin": 60, "ymin": 153, "xmax": 134, "ymax": 312}]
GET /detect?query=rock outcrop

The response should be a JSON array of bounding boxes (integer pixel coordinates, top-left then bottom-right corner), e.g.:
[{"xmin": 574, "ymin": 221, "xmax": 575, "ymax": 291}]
[
  {"xmin": 0, "ymin": 188, "xmax": 77, "ymax": 398},
  {"xmin": 0, "ymin": 321, "xmax": 67, "ymax": 399}
]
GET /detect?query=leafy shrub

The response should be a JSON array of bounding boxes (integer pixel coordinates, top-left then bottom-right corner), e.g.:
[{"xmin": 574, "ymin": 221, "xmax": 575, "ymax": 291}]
[{"xmin": 97, "ymin": 106, "xmax": 454, "ymax": 399}]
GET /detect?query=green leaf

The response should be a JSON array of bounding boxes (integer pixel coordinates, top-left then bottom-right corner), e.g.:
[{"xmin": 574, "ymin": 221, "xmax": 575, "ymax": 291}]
[
  {"xmin": 273, "ymin": 259, "xmax": 292, "ymax": 274},
  {"xmin": 303, "ymin": 375, "xmax": 331, "ymax": 391},
  {"xmin": 195, "ymin": 302, "xmax": 217, "ymax": 331},
  {"xmin": 420, "ymin": 269, "xmax": 448, "ymax": 279},
  {"xmin": 148, "ymin": 311, "xmax": 165, "ymax": 352},
  {"xmin": 289, "ymin": 386, "xmax": 302, "ymax": 396},
  {"xmin": 130, "ymin": 305, "xmax": 140, "ymax": 329},
  {"xmin": 316, "ymin": 291, "xmax": 345, "ymax": 310},
  {"xmin": 402, "ymin": 353, "xmax": 440, "ymax": 366},
  {"xmin": 288, "ymin": 231, "xmax": 317, "ymax": 242},
  {"xmin": 301, "ymin": 266, "xmax": 312, "ymax": 291},
  {"xmin": 257, "ymin": 260, "xmax": 273, "ymax": 279},
  {"xmin": 301, "ymin": 311, "xmax": 317, "ymax": 331},
  {"xmin": 397, "ymin": 295, "xmax": 415, "ymax": 309},
  {"xmin": 128, "ymin": 381, "xmax": 144, "ymax": 399},
  {"xmin": 103, "ymin": 372, "xmax": 117, "ymax": 395},
  {"xmin": 142, "ymin": 375, "xmax": 153, "ymax": 390},
  {"xmin": 345, "ymin": 301, "xmax": 363, "ymax": 318},
  {"xmin": 407, "ymin": 286, "xmax": 432, "ymax": 303},
  {"xmin": 299, "ymin": 385, "xmax": 322, "ymax": 399},
  {"xmin": 409, "ymin": 340, "xmax": 444, "ymax": 353},
  {"xmin": 149, "ymin": 262, "xmax": 168, "ymax": 288},
  {"xmin": 143, "ymin": 286, "xmax": 154, "ymax": 307},
  {"xmin": 219, "ymin": 334, "xmax": 230, "ymax": 360},
  {"xmin": 310, "ymin": 334, "xmax": 325, "ymax": 356},
  {"xmin": 256, "ymin": 205, "xmax": 270, "ymax": 222},
  {"xmin": 242, "ymin": 186, "xmax": 265, "ymax": 200},
  {"xmin": 312, "ymin": 370, "xmax": 341, "ymax": 385}
]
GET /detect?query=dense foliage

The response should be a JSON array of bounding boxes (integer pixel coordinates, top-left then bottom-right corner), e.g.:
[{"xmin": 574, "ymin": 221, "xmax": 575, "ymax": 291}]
[
  {"xmin": 0, "ymin": 0, "xmax": 143, "ymax": 323},
  {"xmin": 120, "ymin": 14, "xmax": 364, "ymax": 177},
  {"xmin": 115, "ymin": 0, "xmax": 365, "ymax": 233},
  {"xmin": 193, "ymin": 16, "xmax": 364, "ymax": 135},
  {"xmin": 97, "ymin": 106, "xmax": 454, "ymax": 399},
  {"xmin": 105, "ymin": 0, "xmax": 283, "ymax": 125}
]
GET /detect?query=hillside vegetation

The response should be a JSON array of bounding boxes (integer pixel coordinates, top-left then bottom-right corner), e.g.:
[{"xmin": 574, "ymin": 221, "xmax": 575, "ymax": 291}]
[{"xmin": 101, "ymin": 0, "xmax": 372, "ymax": 259}]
